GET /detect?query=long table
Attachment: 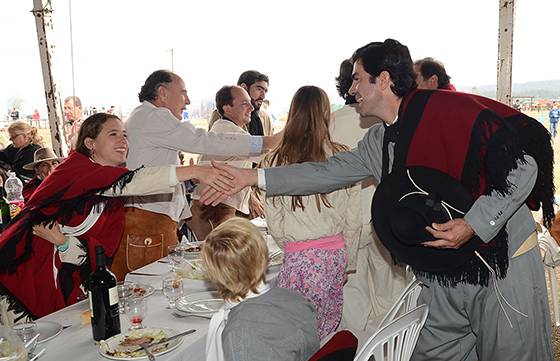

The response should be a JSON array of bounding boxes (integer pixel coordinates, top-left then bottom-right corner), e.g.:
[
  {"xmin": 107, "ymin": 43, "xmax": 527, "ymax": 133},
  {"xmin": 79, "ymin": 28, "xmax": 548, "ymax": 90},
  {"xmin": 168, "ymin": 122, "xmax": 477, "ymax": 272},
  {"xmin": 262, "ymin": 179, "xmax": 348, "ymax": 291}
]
[{"xmin": 37, "ymin": 231, "xmax": 280, "ymax": 360}]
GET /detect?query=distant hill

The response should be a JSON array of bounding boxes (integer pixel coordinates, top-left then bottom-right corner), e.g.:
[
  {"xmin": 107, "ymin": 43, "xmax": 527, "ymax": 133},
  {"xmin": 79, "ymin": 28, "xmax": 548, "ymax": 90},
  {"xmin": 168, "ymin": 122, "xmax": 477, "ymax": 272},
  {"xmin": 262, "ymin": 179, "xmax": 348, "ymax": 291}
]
[{"xmin": 458, "ymin": 79, "xmax": 560, "ymax": 99}]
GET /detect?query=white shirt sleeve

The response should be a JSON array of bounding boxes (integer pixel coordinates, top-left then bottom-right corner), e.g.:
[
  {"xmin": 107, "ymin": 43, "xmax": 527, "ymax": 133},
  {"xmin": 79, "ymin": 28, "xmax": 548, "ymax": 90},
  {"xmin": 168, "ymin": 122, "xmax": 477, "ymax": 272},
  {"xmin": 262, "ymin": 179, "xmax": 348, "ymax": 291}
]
[{"xmin": 257, "ymin": 168, "xmax": 267, "ymax": 190}]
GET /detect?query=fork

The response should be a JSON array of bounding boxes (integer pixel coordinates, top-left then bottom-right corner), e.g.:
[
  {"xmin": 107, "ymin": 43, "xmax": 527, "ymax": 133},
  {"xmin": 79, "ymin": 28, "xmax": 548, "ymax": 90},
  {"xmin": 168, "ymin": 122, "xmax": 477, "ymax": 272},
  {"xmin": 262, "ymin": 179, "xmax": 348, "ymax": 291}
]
[{"xmin": 140, "ymin": 343, "xmax": 156, "ymax": 361}]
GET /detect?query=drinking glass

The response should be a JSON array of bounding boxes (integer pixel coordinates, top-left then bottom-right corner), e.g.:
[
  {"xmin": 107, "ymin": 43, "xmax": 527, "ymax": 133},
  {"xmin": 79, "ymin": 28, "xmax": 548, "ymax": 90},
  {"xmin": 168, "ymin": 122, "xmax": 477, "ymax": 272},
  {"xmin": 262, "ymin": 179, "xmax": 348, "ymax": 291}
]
[
  {"xmin": 167, "ymin": 245, "xmax": 184, "ymax": 272},
  {"xmin": 117, "ymin": 281, "xmax": 134, "ymax": 314},
  {"xmin": 12, "ymin": 322, "xmax": 38, "ymax": 353},
  {"xmin": 124, "ymin": 297, "xmax": 148, "ymax": 330},
  {"xmin": 0, "ymin": 326, "xmax": 26, "ymax": 361},
  {"xmin": 162, "ymin": 274, "xmax": 184, "ymax": 309}
]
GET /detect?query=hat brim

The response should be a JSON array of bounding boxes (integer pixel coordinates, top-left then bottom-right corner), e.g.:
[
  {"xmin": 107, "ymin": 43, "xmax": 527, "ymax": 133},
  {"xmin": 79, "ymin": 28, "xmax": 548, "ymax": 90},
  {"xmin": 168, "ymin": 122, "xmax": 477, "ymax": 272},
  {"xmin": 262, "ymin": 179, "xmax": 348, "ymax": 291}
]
[
  {"xmin": 22, "ymin": 157, "xmax": 64, "ymax": 170},
  {"xmin": 372, "ymin": 166, "xmax": 483, "ymax": 273}
]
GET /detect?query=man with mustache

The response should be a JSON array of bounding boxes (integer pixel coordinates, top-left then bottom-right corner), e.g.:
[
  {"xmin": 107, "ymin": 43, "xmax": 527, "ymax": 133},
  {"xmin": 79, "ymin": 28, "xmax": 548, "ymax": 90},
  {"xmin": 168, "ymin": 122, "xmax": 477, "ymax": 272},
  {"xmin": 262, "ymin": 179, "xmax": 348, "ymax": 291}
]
[
  {"xmin": 208, "ymin": 70, "xmax": 273, "ymax": 136},
  {"xmin": 202, "ymin": 39, "xmax": 554, "ymax": 361}
]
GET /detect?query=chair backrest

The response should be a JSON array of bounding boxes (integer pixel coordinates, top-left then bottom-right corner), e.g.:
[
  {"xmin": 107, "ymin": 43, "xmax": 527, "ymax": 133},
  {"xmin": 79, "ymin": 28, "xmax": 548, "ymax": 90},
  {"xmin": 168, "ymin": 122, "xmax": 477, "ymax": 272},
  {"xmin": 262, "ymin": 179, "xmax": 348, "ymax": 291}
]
[
  {"xmin": 536, "ymin": 221, "xmax": 560, "ymax": 267},
  {"xmin": 353, "ymin": 304, "xmax": 429, "ymax": 361},
  {"xmin": 308, "ymin": 330, "xmax": 358, "ymax": 361},
  {"xmin": 377, "ymin": 279, "xmax": 423, "ymax": 329}
]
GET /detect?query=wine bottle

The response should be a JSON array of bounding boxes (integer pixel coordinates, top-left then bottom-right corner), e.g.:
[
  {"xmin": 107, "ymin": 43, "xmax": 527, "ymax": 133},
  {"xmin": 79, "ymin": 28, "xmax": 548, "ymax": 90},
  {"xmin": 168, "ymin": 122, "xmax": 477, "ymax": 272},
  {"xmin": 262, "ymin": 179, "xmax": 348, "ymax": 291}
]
[{"xmin": 88, "ymin": 245, "xmax": 121, "ymax": 341}]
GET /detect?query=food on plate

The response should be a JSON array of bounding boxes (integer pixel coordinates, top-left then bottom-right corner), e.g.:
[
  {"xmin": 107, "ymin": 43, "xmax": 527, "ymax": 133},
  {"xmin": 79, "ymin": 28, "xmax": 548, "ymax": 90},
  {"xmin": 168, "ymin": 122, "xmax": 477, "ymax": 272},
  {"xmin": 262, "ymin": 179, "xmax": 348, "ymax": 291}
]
[
  {"xmin": 175, "ymin": 259, "xmax": 208, "ymax": 280},
  {"xmin": 120, "ymin": 335, "xmax": 153, "ymax": 347},
  {"xmin": 132, "ymin": 286, "xmax": 147, "ymax": 297},
  {"xmin": 100, "ymin": 329, "xmax": 171, "ymax": 358}
]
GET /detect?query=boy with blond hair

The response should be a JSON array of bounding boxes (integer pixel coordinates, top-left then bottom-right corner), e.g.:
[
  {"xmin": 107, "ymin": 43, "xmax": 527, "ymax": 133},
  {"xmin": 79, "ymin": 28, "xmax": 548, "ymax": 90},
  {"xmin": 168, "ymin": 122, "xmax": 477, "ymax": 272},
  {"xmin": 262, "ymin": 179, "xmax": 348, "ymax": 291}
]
[{"xmin": 202, "ymin": 217, "xmax": 319, "ymax": 361}]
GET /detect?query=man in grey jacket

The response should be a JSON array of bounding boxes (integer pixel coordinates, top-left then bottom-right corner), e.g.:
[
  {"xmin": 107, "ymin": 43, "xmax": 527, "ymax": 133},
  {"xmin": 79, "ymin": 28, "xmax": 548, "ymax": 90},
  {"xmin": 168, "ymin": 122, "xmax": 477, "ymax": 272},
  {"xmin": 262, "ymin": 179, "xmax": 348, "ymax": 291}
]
[{"xmin": 201, "ymin": 39, "xmax": 554, "ymax": 361}]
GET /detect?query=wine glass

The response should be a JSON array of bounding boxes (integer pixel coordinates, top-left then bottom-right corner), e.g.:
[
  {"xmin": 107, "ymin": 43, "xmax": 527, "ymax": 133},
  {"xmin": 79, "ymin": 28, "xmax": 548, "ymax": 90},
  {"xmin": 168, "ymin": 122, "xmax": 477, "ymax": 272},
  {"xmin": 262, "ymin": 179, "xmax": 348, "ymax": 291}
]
[
  {"xmin": 12, "ymin": 322, "xmax": 38, "ymax": 354},
  {"xmin": 167, "ymin": 245, "xmax": 184, "ymax": 272},
  {"xmin": 117, "ymin": 281, "xmax": 134, "ymax": 314},
  {"xmin": 162, "ymin": 274, "xmax": 184, "ymax": 309},
  {"xmin": 124, "ymin": 297, "xmax": 148, "ymax": 330}
]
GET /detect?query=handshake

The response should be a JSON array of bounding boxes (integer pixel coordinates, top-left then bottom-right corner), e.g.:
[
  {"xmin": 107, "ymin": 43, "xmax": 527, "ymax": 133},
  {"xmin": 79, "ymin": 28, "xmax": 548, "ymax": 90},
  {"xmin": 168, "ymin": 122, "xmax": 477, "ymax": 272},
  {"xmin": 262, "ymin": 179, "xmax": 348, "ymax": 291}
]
[{"xmin": 193, "ymin": 161, "xmax": 258, "ymax": 206}]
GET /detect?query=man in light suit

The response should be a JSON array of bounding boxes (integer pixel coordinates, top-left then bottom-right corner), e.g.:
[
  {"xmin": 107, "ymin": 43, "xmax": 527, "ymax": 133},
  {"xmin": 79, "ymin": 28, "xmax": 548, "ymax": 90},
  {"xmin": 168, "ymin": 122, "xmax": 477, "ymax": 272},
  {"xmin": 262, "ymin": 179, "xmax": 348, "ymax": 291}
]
[
  {"xmin": 110, "ymin": 70, "xmax": 279, "ymax": 281},
  {"xmin": 202, "ymin": 39, "xmax": 554, "ymax": 361}
]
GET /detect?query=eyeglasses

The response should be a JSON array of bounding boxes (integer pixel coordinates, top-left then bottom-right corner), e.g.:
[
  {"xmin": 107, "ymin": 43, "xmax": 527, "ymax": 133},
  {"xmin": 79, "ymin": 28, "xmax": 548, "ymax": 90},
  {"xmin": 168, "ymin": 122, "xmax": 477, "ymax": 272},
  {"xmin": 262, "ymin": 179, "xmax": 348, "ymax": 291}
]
[{"xmin": 9, "ymin": 134, "xmax": 22, "ymax": 141}]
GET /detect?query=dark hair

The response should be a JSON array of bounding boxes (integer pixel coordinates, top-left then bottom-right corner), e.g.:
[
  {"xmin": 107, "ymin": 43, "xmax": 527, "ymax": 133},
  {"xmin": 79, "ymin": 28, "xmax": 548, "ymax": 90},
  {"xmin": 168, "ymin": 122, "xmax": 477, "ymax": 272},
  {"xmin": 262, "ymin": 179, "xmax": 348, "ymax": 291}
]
[
  {"xmin": 215, "ymin": 86, "xmax": 235, "ymax": 117},
  {"xmin": 64, "ymin": 96, "xmax": 82, "ymax": 107},
  {"xmin": 138, "ymin": 70, "xmax": 174, "ymax": 102},
  {"xmin": 75, "ymin": 113, "xmax": 121, "ymax": 157},
  {"xmin": 237, "ymin": 70, "xmax": 269, "ymax": 88},
  {"xmin": 351, "ymin": 39, "xmax": 417, "ymax": 97},
  {"xmin": 335, "ymin": 59, "xmax": 357, "ymax": 104},
  {"xmin": 414, "ymin": 57, "xmax": 451, "ymax": 89}
]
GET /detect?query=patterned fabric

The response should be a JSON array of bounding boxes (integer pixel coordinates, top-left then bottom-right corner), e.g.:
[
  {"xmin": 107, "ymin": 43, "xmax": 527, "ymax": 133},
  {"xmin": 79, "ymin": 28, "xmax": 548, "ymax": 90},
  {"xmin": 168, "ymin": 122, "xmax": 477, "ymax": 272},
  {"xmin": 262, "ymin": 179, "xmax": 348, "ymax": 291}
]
[{"xmin": 276, "ymin": 246, "xmax": 347, "ymax": 339}]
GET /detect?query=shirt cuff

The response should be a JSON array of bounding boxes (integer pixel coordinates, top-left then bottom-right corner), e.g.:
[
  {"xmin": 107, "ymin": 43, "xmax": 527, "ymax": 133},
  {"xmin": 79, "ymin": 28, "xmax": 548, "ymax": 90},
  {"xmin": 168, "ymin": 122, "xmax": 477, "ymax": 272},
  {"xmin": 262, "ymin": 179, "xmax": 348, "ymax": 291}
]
[
  {"xmin": 169, "ymin": 166, "xmax": 179, "ymax": 186},
  {"xmin": 257, "ymin": 168, "xmax": 267, "ymax": 190},
  {"xmin": 250, "ymin": 136, "xmax": 263, "ymax": 154}
]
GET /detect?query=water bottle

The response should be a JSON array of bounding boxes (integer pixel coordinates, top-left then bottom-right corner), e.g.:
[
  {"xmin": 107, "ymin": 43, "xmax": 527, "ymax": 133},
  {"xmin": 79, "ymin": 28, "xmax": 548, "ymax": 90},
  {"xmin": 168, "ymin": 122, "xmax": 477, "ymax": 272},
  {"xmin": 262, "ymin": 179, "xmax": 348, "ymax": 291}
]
[{"xmin": 5, "ymin": 172, "xmax": 24, "ymax": 219}]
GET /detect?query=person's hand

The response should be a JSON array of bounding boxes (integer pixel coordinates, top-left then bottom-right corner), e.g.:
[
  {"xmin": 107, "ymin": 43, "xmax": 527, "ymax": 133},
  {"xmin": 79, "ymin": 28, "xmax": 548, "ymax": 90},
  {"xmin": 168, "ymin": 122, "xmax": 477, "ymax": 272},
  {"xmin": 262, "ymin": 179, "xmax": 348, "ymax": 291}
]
[
  {"xmin": 189, "ymin": 165, "xmax": 234, "ymax": 193},
  {"xmin": 249, "ymin": 191, "xmax": 265, "ymax": 219},
  {"xmin": 423, "ymin": 219, "xmax": 475, "ymax": 249},
  {"xmin": 32, "ymin": 222, "xmax": 66, "ymax": 246},
  {"xmin": 199, "ymin": 161, "xmax": 258, "ymax": 206}
]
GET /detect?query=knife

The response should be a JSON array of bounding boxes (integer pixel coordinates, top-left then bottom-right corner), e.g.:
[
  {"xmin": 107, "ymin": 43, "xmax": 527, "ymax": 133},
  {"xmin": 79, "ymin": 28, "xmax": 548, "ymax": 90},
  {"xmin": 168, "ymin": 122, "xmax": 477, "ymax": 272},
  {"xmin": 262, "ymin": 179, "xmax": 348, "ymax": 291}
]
[
  {"xmin": 131, "ymin": 329, "xmax": 196, "ymax": 353},
  {"xmin": 127, "ymin": 272, "xmax": 164, "ymax": 276}
]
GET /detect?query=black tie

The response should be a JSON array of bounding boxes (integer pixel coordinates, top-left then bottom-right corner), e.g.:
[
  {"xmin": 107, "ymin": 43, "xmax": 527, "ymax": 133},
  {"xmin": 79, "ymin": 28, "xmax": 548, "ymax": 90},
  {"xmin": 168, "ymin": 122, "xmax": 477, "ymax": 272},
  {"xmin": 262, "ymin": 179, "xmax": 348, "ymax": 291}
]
[{"xmin": 248, "ymin": 110, "xmax": 264, "ymax": 136}]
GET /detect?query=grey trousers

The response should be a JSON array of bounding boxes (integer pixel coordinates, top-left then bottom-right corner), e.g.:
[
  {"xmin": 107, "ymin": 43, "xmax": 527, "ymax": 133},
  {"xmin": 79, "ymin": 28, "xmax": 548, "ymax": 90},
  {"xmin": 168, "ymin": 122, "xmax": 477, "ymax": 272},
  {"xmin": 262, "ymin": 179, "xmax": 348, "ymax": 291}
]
[{"xmin": 411, "ymin": 246, "xmax": 553, "ymax": 361}]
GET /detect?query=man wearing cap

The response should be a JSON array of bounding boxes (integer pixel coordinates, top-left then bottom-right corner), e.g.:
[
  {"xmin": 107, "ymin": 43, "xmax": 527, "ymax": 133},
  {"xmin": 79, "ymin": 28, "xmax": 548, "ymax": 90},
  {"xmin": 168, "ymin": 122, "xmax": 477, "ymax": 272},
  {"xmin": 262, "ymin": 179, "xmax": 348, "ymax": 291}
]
[
  {"xmin": 202, "ymin": 39, "xmax": 554, "ymax": 361},
  {"xmin": 22, "ymin": 147, "xmax": 63, "ymax": 201}
]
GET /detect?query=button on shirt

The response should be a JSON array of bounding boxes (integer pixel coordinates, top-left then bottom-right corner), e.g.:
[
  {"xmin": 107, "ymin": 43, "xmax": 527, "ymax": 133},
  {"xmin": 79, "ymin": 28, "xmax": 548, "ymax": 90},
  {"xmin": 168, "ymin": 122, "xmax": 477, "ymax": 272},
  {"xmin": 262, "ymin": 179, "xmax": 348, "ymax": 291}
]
[{"xmin": 125, "ymin": 101, "xmax": 262, "ymax": 221}]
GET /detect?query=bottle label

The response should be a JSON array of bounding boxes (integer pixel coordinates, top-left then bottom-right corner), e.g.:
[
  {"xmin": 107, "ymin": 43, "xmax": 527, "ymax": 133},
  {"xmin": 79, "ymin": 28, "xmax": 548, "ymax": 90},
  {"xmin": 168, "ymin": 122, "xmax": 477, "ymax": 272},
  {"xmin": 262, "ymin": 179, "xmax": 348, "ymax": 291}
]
[
  {"xmin": 88, "ymin": 290, "xmax": 94, "ymax": 315},
  {"xmin": 8, "ymin": 200, "xmax": 24, "ymax": 219},
  {"xmin": 108, "ymin": 286, "xmax": 119, "ymax": 306}
]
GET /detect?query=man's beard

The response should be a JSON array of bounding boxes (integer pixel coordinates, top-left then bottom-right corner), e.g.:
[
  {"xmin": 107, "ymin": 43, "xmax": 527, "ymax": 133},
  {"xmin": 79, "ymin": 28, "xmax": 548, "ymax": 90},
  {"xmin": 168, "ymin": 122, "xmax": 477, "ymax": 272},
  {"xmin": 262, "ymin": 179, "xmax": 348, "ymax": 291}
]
[{"xmin": 251, "ymin": 99, "xmax": 263, "ymax": 110}]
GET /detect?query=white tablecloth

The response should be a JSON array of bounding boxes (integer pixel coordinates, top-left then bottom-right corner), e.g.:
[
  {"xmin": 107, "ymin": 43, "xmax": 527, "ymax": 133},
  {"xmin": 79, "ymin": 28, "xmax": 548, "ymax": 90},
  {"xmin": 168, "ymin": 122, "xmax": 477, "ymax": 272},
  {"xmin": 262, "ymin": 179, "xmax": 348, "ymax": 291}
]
[{"xmin": 37, "ymin": 231, "xmax": 280, "ymax": 361}]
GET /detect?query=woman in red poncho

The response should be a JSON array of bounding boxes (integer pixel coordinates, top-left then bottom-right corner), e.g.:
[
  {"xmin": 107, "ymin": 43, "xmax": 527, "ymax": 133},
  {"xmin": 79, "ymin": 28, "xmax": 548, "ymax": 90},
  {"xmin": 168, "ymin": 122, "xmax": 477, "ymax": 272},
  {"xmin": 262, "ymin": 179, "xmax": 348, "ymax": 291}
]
[{"xmin": 0, "ymin": 113, "xmax": 234, "ymax": 323}]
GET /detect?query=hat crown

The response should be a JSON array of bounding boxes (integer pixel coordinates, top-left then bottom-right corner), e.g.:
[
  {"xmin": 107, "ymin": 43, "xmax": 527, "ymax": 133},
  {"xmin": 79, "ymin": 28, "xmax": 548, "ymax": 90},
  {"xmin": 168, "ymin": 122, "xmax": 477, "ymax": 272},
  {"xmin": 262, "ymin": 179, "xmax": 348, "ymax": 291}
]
[{"xmin": 33, "ymin": 148, "xmax": 57, "ymax": 163}]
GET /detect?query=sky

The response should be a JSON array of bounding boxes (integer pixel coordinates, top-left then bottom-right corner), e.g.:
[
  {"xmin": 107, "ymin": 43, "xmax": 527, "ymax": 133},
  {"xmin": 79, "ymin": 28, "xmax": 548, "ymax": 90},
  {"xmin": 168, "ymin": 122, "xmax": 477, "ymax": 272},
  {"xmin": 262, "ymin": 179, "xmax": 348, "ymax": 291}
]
[{"xmin": 1, "ymin": 0, "xmax": 559, "ymax": 117}]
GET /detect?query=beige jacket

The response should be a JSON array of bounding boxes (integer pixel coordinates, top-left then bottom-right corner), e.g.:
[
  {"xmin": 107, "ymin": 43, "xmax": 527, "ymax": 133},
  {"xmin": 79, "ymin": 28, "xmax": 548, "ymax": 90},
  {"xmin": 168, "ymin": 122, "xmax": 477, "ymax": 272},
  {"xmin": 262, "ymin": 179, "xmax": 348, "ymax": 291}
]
[
  {"xmin": 208, "ymin": 109, "xmax": 273, "ymax": 136},
  {"xmin": 192, "ymin": 119, "xmax": 260, "ymax": 214},
  {"xmin": 261, "ymin": 153, "xmax": 362, "ymax": 271}
]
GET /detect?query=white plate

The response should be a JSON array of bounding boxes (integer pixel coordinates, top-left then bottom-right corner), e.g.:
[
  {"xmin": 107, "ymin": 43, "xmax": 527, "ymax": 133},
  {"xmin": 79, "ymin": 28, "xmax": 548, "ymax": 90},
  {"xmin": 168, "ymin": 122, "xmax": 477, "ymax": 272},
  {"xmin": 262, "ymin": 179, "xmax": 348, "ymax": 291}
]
[
  {"xmin": 36, "ymin": 321, "xmax": 62, "ymax": 344},
  {"xmin": 99, "ymin": 328, "xmax": 182, "ymax": 360},
  {"xmin": 176, "ymin": 291, "xmax": 223, "ymax": 315}
]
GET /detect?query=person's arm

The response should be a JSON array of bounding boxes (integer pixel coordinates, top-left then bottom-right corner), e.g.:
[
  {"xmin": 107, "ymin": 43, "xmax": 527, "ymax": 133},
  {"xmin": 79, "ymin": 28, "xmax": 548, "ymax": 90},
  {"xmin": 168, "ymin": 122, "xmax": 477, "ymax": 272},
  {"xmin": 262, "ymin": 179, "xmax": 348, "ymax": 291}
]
[
  {"xmin": 32, "ymin": 224, "xmax": 86, "ymax": 265},
  {"xmin": 200, "ymin": 125, "xmax": 383, "ymax": 205},
  {"xmin": 424, "ymin": 155, "xmax": 537, "ymax": 248},
  {"xmin": 146, "ymin": 108, "xmax": 262, "ymax": 156},
  {"xmin": 99, "ymin": 165, "xmax": 234, "ymax": 197}
]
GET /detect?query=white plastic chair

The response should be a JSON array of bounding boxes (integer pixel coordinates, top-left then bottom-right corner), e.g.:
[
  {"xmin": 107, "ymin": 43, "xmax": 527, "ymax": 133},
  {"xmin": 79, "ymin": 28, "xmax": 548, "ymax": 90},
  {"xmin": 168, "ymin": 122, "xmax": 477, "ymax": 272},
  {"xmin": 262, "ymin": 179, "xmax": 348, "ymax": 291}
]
[
  {"xmin": 377, "ymin": 279, "xmax": 423, "ymax": 330},
  {"xmin": 354, "ymin": 304, "xmax": 429, "ymax": 361},
  {"xmin": 536, "ymin": 222, "xmax": 560, "ymax": 326}
]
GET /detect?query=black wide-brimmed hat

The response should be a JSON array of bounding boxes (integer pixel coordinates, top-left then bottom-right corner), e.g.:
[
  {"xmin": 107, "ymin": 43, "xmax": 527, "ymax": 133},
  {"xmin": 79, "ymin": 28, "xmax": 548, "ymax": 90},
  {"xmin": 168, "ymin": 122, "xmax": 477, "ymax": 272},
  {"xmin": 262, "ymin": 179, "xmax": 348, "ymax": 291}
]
[{"xmin": 372, "ymin": 166, "xmax": 484, "ymax": 274}]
